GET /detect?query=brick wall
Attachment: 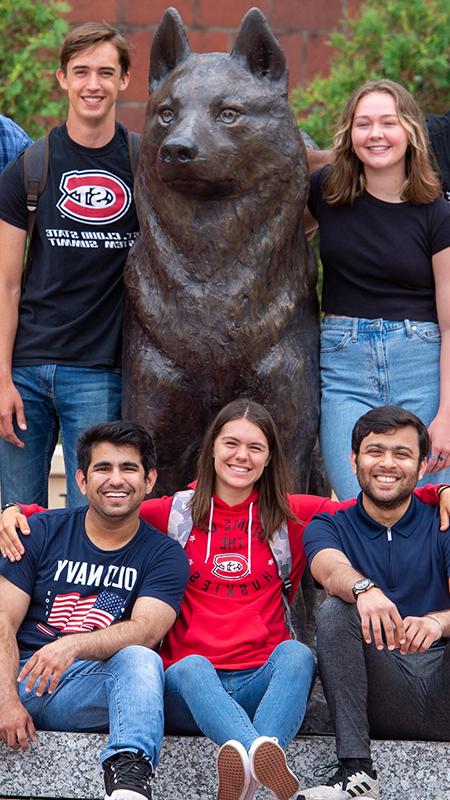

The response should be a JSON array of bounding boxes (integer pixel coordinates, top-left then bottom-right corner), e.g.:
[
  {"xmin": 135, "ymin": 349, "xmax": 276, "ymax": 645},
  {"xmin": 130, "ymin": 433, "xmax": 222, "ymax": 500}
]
[{"xmin": 68, "ymin": 1, "xmax": 362, "ymax": 132}]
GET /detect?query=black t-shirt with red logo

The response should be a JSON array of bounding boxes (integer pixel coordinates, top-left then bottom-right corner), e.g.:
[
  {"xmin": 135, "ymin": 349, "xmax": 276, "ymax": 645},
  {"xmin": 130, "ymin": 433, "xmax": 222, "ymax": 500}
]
[{"xmin": 0, "ymin": 124, "xmax": 139, "ymax": 368}]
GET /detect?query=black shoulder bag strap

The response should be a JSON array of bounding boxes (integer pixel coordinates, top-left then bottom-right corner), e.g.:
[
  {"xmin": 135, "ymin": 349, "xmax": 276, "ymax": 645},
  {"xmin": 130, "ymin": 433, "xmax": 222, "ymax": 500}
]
[{"xmin": 23, "ymin": 136, "xmax": 49, "ymax": 245}]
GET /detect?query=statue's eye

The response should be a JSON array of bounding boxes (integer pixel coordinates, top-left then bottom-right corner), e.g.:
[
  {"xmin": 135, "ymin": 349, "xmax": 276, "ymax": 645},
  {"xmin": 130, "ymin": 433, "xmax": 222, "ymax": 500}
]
[
  {"xmin": 218, "ymin": 108, "xmax": 241, "ymax": 125},
  {"xmin": 159, "ymin": 108, "xmax": 175, "ymax": 124}
]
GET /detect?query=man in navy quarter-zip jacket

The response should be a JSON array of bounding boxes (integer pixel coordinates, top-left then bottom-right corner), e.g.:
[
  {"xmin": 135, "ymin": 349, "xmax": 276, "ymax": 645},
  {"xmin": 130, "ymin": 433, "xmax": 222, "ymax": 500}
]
[{"xmin": 298, "ymin": 405, "xmax": 450, "ymax": 800}]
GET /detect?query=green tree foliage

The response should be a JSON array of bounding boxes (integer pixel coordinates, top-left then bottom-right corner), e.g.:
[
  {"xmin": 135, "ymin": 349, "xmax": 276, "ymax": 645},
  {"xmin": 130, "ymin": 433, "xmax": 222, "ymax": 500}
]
[
  {"xmin": 292, "ymin": 0, "xmax": 450, "ymax": 147},
  {"xmin": 0, "ymin": 0, "xmax": 70, "ymax": 139}
]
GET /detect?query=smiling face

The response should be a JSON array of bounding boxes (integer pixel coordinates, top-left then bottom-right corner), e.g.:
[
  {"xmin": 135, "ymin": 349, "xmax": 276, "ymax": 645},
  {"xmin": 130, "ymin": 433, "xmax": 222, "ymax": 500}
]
[
  {"xmin": 212, "ymin": 417, "xmax": 271, "ymax": 504},
  {"xmin": 351, "ymin": 90, "xmax": 409, "ymax": 176},
  {"xmin": 56, "ymin": 41, "xmax": 130, "ymax": 131},
  {"xmin": 351, "ymin": 426, "xmax": 426, "ymax": 513},
  {"xmin": 76, "ymin": 441, "xmax": 156, "ymax": 521}
]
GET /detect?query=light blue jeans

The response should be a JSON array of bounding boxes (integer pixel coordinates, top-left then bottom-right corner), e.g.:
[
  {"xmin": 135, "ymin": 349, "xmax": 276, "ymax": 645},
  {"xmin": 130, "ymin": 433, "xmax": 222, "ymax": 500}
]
[
  {"xmin": 18, "ymin": 646, "xmax": 165, "ymax": 767},
  {"xmin": 320, "ymin": 317, "xmax": 450, "ymax": 499},
  {"xmin": 164, "ymin": 640, "xmax": 316, "ymax": 750},
  {"xmin": 0, "ymin": 365, "xmax": 122, "ymax": 508}
]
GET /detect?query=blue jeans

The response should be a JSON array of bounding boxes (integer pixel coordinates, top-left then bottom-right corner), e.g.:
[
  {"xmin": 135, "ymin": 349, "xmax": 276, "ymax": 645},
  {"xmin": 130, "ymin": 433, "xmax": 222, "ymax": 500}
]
[
  {"xmin": 0, "ymin": 365, "xmax": 122, "ymax": 507},
  {"xmin": 320, "ymin": 317, "xmax": 450, "ymax": 499},
  {"xmin": 164, "ymin": 640, "xmax": 316, "ymax": 750},
  {"xmin": 19, "ymin": 646, "xmax": 165, "ymax": 767}
]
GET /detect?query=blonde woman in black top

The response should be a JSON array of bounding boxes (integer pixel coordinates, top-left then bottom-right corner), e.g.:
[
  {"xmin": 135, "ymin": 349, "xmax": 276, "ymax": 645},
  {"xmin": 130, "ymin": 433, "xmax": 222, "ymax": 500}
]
[{"xmin": 305, "ymin": 79, "xmax": 450, "ymax": 499}]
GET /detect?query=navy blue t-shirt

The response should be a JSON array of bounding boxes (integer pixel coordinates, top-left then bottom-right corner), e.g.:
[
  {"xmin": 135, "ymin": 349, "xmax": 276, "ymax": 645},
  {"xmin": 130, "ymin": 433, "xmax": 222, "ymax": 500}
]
[
  {"xmin": 304, "ymin": 495, "xmax": 450, "ymax": 619},
  {"xmin": 0, "ymin": 507, "xmax": 189, "ymax": 659}
]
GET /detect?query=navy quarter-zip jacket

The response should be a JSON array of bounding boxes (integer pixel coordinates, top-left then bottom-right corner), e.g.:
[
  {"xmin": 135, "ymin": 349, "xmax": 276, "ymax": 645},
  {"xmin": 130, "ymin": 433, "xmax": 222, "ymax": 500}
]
[{"xmin": 304, "ymin": 495, "xmax": 450, "ymax": 620}]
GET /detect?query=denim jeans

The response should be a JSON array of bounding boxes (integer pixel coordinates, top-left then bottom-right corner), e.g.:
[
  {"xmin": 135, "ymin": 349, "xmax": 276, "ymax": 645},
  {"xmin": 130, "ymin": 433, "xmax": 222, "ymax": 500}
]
[
  {"xmin": 319, "ymin": 317, "xmax": 450, "ymax": 499},
  {"xmin": 164, "ymin": 640, "xmax": 316, "ymax": 751},
  {"xmin": 0, "ymin": 365, "xmax": 122, "ymax": 507},
  {"xmin": 19, "ymin": 646, "xmax": 165, "ymax": 767}
]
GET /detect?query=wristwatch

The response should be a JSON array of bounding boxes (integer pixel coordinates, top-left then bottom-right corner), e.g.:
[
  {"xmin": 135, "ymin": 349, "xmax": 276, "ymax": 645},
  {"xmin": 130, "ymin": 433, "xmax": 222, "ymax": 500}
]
[
  {"xmin": 1, "ymin": 502, "xmax": 21, "ymax": 513},
  {"xmin": 352, "ymin": 578, "xmax": 376, "ymax": 598}
]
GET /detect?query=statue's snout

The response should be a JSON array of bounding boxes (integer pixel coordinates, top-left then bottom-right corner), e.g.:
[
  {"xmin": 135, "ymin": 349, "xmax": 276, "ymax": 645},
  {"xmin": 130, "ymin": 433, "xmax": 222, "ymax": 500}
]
[{"xmin": 159, "ymin": 138, "xmax": 199, "ymax": 164}]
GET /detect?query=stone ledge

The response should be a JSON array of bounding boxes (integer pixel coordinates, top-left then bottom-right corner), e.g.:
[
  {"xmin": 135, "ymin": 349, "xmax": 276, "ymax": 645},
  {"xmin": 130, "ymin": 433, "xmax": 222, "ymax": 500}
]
[{"xmin": 0, "ymin": 733, "xmax": 449, "ymax": 800}]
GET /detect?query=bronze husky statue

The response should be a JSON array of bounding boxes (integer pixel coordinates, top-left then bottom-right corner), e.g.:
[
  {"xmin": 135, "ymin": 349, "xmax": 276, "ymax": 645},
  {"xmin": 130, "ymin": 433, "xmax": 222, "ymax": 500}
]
[{"xmin": 123, "ymin": 7, "xmax": 319, "ymax": 495}]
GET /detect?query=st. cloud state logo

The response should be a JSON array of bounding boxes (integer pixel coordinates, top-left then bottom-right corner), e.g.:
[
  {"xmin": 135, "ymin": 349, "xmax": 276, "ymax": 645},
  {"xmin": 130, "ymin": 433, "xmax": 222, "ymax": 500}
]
[
  {"xmin": 211, "ymin": 553, "xmax": 250, "ymax": 580},
  {"xmin": 57, "ymin": 170, "xmax": 132, "ymax": 224}
]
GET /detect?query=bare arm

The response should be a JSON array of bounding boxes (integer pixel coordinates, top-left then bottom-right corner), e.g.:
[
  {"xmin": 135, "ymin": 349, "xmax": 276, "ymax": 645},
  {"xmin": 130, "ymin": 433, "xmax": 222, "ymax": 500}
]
[
  {"xmin": 303, "ymin": 149, "xmax": 334, "ymax": 235},
  {"xmin": 310, "ymin": 547, "xmax": 365, "ymax": 602},
  {"xmin": 18, "ymin": 595, "xmax": 176, "ymax": 696},
  {"xmin": 305, "ymin": 147, "xmax": 334, "ymax": 173},
  {"xmin": 427, "ymin": 247, "xmax": 450, "ymax": 472},
  {"xmin": 0, "ymin": 576, "xmax": 36, "ymax": 749},
  {"xmin": 0, "ymin": 220, "xmax": 27, "ymax": 447},
  {"xmin": 310, "ymin": 547, "xmax": 406, "ymax": 649}
]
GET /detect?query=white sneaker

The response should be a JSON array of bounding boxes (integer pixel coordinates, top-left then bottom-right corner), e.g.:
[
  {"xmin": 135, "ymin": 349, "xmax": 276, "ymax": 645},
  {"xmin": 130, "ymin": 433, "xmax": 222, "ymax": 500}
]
[
  {"xmin": 297, "ymin": 763, "xmax": 379, "ymax": 800},
  {"xmin": 249, "ymin": 736, "xmax": 300, "ymax": 800},
  {"xmin": 217, "ymin": 740, "xmax": 253, "ymax": 800}
]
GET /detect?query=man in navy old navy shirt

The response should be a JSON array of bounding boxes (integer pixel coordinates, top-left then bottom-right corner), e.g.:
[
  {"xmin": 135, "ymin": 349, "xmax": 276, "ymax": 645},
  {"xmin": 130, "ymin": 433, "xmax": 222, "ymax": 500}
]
[
  {"xmin": 299, "ymin": 406, "xmax": 450, "ymax": 800},
  {"xmin": 0, "ymin": 421, "xmax": 189, "ymax": 800}
]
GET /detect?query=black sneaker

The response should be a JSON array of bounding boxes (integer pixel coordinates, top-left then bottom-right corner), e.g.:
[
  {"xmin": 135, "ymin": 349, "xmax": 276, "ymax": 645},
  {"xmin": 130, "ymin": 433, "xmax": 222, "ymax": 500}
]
[
  {"xmin": 296, "ymin": 761, "xmax": 379, "ymax": 799},
  {"xmin": 103, "ymin": 749, "xmax": 153, "ymax": 800}
]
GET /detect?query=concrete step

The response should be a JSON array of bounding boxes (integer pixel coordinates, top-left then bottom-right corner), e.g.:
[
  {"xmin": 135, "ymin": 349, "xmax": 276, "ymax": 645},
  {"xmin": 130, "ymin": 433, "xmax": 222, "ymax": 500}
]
[{"xmin": 0, "ymin": 733, "xmax": 448, "ymax": 800}]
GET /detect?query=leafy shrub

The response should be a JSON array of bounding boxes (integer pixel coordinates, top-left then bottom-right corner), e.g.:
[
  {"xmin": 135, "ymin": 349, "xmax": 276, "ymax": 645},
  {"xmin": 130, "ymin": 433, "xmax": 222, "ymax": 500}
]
[
  {"xmin": 292, "ymin": 0, "xmax": 450, "ymax": 147},
  {"xmin": 0, "ymin": 0, "xmax": 69, "ymax": 139}
]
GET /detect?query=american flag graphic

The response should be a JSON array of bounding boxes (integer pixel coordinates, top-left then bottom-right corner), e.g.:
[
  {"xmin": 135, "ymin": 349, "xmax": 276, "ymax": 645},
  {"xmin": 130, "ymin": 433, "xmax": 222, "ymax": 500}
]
[{"xmin": 46, "ymin": 590, "xmax": 123, "ymax": 633}]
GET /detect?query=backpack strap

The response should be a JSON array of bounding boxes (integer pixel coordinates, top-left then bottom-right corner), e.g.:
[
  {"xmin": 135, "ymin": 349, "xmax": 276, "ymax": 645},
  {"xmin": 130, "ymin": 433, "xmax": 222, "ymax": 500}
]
[
  {"xmin": 167, "ymin": 489, "xmax": 196, "ymax": 548},
  {"xmin": 127, "ymin": 130, "xmax": 141, "ymax": 177},
  {"xmin": 23, "ymin": 136, "xmax": 49, "ymax": 245},
  {"xmin": 167, "ymin": 489, "xmax": 296, "ymax": 639},
  {"xmin": 268, "ymin": 520, "xmax": 297, "ymax": 640}
]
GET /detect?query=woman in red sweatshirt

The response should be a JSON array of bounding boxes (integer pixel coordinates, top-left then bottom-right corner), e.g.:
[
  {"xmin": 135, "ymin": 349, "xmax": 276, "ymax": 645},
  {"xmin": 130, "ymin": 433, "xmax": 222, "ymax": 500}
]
[{"xmin": 0, "ymin": 399, "xmax": 445, "ymax": 800}]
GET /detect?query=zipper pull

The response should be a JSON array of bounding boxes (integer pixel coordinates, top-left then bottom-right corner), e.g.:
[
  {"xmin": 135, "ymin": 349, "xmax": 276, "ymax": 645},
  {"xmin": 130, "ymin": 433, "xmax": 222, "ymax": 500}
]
[{"xmin": 386, "ymin": 527, "xmax": 392, "ymax": 542}]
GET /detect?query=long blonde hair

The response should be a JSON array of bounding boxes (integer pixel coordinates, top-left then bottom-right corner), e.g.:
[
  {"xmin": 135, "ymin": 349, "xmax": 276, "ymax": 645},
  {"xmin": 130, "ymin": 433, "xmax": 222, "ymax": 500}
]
[{"xmin": 323, "ymin": 79, "xmax": 442, "ymax": 205}]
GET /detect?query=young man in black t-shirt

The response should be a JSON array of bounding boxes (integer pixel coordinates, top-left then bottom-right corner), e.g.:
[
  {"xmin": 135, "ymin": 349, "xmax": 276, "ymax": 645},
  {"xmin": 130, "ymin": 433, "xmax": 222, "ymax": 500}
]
[
  {"xmin": 0, "ymin": 23, "xmax": 139, "ymax": 508},
  {"xmin": 0, "ymin": 421, "xmax": 189, "ymax": 800}
]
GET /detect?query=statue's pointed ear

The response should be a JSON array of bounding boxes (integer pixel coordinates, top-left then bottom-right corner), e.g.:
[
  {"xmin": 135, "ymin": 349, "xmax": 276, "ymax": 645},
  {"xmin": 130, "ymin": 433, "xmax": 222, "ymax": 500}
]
[
  {"xmin": 230, "ymin": 7, "xmax": 288, "ymax": 89},
  {"xmin": 149, "ymin": 7, "xmax": 192, "ymax": 92}
]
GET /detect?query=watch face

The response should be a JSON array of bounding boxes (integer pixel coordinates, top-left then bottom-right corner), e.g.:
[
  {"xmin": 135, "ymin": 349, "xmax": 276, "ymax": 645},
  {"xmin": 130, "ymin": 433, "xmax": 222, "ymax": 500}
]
[{"xmin": 353, "ymin": 579, "xmax": 372, "ymax": 594}]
